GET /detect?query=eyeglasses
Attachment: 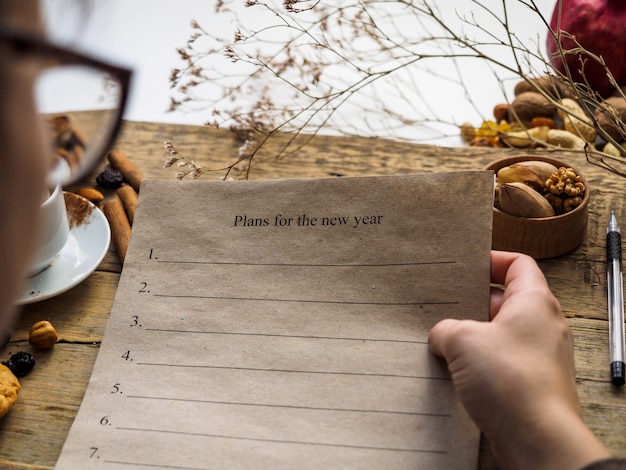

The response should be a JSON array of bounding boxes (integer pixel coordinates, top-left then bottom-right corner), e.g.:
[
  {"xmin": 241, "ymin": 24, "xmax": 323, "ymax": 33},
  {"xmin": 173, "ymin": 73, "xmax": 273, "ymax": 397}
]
[{"xmin": 0, "ymin": 25, "xmax": 132, "ymax": 187}]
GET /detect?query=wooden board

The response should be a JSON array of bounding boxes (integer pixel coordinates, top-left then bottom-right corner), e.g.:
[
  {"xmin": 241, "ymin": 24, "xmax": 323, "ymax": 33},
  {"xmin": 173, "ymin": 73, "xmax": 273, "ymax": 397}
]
[{"xmin": 2, "ymin": 119, "xmax": 625, "ymax": 469}]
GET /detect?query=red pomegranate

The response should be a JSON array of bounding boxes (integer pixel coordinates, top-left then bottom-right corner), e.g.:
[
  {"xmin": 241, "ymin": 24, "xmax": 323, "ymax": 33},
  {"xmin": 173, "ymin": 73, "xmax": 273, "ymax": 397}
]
[{"xmin": 546, "ymin": 0, "xmax": 626, "ymax": 97}]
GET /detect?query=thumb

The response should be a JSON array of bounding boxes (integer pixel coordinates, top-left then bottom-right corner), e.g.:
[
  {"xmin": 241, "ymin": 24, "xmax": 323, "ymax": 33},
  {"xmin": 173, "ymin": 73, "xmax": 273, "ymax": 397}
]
[{"xmin": 428, "ymin": 318, "xmax": 463, "ymax": 359}]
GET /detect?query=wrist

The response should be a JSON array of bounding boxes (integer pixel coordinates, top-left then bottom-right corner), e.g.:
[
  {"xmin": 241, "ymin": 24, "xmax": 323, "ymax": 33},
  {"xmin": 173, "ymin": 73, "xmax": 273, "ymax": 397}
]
[{"xmin": 489, "ymin": 401, "xmax": 611, "ymax": 470}]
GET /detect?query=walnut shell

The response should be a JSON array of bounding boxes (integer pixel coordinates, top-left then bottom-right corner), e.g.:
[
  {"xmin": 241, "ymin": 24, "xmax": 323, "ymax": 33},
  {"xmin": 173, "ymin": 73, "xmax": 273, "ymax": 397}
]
[
  {"xmin": 508, "ymin": 92, "xmax": 556, "ymax": 125},
  {"xmin": 513, "ymin": 76, "xmax": 571, "ymax": 100},
  {"xmin": 595, "ymin": 96, "xmax": 626, "ymax": 141}
]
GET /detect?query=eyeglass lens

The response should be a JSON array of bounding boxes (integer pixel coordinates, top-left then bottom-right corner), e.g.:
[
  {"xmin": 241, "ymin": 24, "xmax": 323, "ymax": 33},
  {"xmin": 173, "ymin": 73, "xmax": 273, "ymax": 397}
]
[{"xmin": 34, "ymin": 63, "xmax": 124, "ymax": 187}]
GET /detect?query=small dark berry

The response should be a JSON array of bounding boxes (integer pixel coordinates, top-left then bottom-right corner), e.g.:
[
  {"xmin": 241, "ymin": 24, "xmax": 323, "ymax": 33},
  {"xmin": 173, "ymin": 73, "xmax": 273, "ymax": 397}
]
[
  {"xmin": 96, "ymin": 167, "xmax": 125, "ymax": 189},
  {"xmin": 3, "ymin": 351, "xmax": 36, "ymax": 378}
]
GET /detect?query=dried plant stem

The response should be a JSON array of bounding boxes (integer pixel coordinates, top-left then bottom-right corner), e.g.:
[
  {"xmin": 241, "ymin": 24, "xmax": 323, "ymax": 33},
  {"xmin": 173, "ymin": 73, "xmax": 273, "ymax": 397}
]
[{"xmin": 167, "ymin": 0, "xmax": 626, "ymax": 179}]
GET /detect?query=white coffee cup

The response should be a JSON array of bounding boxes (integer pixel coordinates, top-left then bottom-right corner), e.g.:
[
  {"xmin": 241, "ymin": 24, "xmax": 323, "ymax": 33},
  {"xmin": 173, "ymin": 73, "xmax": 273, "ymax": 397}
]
[{"xmin": 27, "ymin": 183, "xmax": 70, "ymax": 276}]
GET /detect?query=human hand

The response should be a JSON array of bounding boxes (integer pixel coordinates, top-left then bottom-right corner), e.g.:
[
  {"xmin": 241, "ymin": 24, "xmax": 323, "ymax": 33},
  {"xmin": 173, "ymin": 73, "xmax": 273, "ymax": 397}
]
[{"xmin": 429, "ymin": 250, "xmax": 610, "ymax": 470}]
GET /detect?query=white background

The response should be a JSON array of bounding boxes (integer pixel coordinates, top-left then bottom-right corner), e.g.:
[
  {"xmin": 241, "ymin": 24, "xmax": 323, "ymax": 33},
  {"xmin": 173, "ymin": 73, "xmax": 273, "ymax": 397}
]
[{"xmin": 40, "ymin": 0, "xmax": 557, "ymax": 145}]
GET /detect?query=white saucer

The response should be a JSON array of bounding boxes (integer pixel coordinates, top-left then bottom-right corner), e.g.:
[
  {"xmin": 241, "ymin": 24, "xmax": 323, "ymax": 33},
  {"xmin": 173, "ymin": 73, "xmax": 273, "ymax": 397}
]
[{"xmin": 17, "ymin": 192, "xmax": 111, "ymax": 305}]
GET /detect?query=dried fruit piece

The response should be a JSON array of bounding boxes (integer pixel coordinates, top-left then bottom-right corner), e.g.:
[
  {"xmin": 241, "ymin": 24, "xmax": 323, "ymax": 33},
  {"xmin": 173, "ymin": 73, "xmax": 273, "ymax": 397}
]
[
  {"xmin": 529, "ymin": 117, "xmax": 557, "ymax": 129},
  {"xmin": 3, "ymin": 352, "xmax": 35, "ymax": 378},
  {"xmin": 29, "ymin": 321, "xmax": 58, "ymax": 349},
  {"xmin": 96, "ymin": 167, "xmax": 125, "ymax": 189},
  {"xmin": 469, "ymin": 136, "xmax": 502, "ymax": 147}
]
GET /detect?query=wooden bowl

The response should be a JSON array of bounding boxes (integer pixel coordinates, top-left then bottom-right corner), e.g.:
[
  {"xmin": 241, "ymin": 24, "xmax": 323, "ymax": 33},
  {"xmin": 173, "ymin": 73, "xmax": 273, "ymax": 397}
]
[{"xmin": 483, "ymin": 155, "xmax": 589, "ymax": 259}]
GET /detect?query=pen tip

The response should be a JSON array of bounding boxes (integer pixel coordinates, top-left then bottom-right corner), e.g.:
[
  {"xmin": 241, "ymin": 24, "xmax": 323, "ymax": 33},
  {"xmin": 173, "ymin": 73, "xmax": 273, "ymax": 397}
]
[{"xmin": 609, "ymin": 211, "xmax": 620, "ymax": 233}]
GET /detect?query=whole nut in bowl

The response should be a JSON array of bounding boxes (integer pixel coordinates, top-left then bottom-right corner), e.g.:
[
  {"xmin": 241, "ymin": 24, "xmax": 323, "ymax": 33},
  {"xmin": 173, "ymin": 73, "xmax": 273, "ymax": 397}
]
[{"xmin": 483, "ymin": 155, "xmax": 589, "ymax": 259}]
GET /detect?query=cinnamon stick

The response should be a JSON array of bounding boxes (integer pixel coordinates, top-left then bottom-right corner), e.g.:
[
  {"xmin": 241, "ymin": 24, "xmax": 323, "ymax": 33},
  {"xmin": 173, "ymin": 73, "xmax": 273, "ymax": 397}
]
[
  {"xmin": 117, "ymin": 184, "xmax": 138, "ymax": 225},
  {"xmin": 102, "ymin": 196, "xmax": 131, "ymax": 264},
  {"xmin": 108, "ymin": 150, "xmax": 144, "ymax": 193}
]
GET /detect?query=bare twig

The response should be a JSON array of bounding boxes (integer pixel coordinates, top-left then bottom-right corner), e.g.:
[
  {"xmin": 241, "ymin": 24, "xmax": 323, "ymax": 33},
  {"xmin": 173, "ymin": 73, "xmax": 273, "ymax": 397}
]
[{"xmin": 167, "ymin": 0, "xmax": 626, "ymax": 179}]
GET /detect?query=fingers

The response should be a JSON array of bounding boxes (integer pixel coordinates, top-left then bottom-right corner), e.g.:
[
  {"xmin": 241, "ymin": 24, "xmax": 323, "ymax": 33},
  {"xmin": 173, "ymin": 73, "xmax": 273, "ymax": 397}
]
[
  {"xmin": 491, "ymin": 250, "xmax": 550, "ymax": 291},
  {"xmin": 428, "ymin": 318, "xmax": 465, "ymax": 358},
  {"xmin": 432, "ymin": 251, "xmax": 556, "ymax": 358},
  {"xmin": 490, "ymin": 250, "xmax": 562, "ymax": 323},
  {"xmin": 489, "ymin": 285, "xmax": 505, "ymax": 320},
  {"xmin": 428, "ymin": 318, "xmax": 457, "ymax": 358}
]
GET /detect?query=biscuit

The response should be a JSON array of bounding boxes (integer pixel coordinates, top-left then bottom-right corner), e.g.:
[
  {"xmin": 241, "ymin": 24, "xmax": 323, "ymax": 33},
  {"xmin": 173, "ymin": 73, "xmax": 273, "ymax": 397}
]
[{"xmin": 0, "ymin": 364, "xmax": 20, "ymax": 418}]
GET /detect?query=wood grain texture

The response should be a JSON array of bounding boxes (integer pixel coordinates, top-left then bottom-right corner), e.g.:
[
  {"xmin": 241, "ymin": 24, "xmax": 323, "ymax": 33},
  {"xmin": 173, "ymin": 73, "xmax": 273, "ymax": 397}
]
[{"xmin": 2, "ymin": 119, "xmax": 625, "ymax": 469}]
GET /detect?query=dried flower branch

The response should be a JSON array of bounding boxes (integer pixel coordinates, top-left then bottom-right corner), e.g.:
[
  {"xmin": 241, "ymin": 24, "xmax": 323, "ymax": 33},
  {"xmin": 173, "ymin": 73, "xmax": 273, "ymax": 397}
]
[
  {"xmin": 167, "ymin": 0, "xmax": 626, "ymax": 179},
  {"xmin": 163, "ymin": 140, "xmax": 207, "ymax": 179}
]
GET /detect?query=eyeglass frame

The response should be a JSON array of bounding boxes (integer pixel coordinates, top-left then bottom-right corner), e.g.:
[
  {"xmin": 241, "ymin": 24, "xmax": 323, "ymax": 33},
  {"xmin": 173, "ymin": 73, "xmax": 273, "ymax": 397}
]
[{"xmin": 0, "ymin": 23, "xmax": 132, "ymax": 186}]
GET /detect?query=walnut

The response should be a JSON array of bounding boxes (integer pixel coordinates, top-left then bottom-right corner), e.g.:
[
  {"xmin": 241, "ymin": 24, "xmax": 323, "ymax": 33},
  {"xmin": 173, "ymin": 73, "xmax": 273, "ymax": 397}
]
[
  {"xmin": 544, "ymin": 193, "xmax": 563, "ymax": 214},
  {"xmin": 564, "ymin": 196, "xmax": 583, "ymax": 213},
  {"xmin": 544, "ymin": 167, "xmax": 585, "ymax": 214},
  {"xmin": 546, "ymin": 167, "xmax": 585, "ymax": 196}
]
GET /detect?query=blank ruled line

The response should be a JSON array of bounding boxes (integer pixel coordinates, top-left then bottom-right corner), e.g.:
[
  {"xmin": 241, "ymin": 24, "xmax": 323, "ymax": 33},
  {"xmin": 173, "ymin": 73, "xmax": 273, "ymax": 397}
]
[
  {"xmin": 126, "ymin": 394, "xmax": 450, "ymax": 418},
  {"xmin": 103, "ymin": 461, "xmax": 206, "ymax": 470},
  {"xmin": 116, "ymin": 427, "xmax": 448, "ymax": 455},
  {"xmin": 144, "ymin": 328, "xmax": 428, "ymax": 345},
  {"xmin": 136, "ymin": 362, "xmax": 451, "ymax": 381},
  {"xmin": 156, "ymin": 260, "xmax": 456, "ymax": 268},
  {"xmin": 152, "ymin": 294, "xmax": 458, "ymax": 307}
]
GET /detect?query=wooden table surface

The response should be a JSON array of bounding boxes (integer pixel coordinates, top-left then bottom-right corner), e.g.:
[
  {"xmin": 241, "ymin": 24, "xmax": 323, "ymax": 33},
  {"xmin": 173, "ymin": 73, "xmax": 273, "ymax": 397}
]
[{"xmin": 2, "ymin": 120, "xmax": 626, "ymax": 469}]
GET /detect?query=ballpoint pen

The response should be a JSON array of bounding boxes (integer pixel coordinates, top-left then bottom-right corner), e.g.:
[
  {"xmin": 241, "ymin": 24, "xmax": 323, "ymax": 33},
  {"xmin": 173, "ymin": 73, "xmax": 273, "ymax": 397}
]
[{"xmin": 607, "ymin": 211, "xmax": 626, "ymax": 387}]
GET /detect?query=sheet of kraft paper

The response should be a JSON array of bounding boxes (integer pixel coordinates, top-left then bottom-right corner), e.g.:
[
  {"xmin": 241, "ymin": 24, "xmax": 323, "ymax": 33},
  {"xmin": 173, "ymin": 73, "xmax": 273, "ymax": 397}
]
[{"xmin": 56, "ymin": 171, "xmax": 494, "ymax": 470}]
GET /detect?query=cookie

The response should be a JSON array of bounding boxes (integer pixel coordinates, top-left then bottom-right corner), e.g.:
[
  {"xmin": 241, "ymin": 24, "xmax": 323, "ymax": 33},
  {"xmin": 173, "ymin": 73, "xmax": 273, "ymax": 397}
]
[{"xmin": 0, "ymin": 363, "xmax": 20, "ymax": 418}]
